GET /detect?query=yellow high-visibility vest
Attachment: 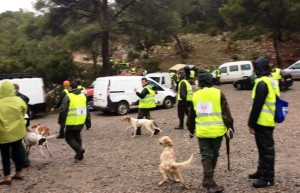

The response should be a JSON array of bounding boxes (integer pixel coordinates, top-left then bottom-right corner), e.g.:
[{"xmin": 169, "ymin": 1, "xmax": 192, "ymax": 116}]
[
  {"xmin": 193, "ymin": 87, "xmax": 227, "ymax": 138},
  {"xmin": 139, "ymin": 86, "xmax": 156, "ymax": 109},
  {"xmin": 177, "ymin": 80, "xmax": 193, "ymax": 101},
  {"xmin": 66, "ymin": 93, "xmax": 87, "ymax": 125}
]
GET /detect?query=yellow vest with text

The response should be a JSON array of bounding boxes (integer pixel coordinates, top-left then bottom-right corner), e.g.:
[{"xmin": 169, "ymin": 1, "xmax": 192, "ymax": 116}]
[
  {"xmin": 193, "ymin": 87, "xmax": 227, "ymax": 138},
  {"xmin": 177, "ymin": 80, "xmax": 193, "ymax": 101},
  {"xmin": 252, "ymin": 76, "xmax": 276, "ymax": 127},
  {"xmin": 66, "ymin": 93, "xmax": 87, "ymax": 125},
  {"xmin": 139, "ymin": 86, "xmax": 156, "ymax": 109}
]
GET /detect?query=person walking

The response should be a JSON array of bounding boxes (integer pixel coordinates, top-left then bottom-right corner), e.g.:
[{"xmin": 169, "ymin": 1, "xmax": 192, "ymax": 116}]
[
  {"xmin": 215, "ymin": 68, "xmax": 221, "ymax": 85},
  {"xmin": 188, "ymin": 70, "xmax": 234, "ymax": 193},
  {"xmin": 0, "ymin": 81, "xmax": 28, "ymax": 185},
  {"xmin": 174, "ymin": 70, "xmax": 193, "ymax": 130},
  {"xmin": 132, "ymin": 77, "xmax": 160, "ymax": 135},
  {"xmin": 248, "ymin": 57, "xmax": 278, "ymax": 188},
  {"xmin": 51, "ymin": 80, "xmax": 71, "ymax": 139},
  {"xmin": 60, "ymin": 81, "xmax": 91, "ymax": 161}
]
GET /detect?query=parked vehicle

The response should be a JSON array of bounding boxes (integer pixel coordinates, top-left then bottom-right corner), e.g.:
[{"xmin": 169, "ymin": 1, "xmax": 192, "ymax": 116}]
[
  {"xmin": 93, "ymin": 76, "xmax": 176, "ymax": 115},
  {"xmin": 282, "ymin": 60, "xmax": 300, "ymax": 79},
  {"xmin": 85, "ymin": 82, "xmax": 95, "ymax": 110},
  {"xmin": 211, "ymin": 61, "xmax": 253, "ymax": 83},
  {"xmin": 233, "ymin": 71, "xmax": 293, "ymax": 90},
  {"xmin": 145, "ymin": 72, "xmax": 174, "ymax": 89},
  {"xmin": 0, "ymin": 73, "xmax": 47, "ymax": 119}
]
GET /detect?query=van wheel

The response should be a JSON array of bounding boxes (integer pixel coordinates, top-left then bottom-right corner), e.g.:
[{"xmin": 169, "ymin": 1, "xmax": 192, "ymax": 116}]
[
  {"xmin": 117, "ymin": 101, "xmax": 129, "ymax": 115},
  {"xmin": 163, "ymin": 97, "xmax": 173, "ymax": 109},
  {"xmin": 28, "ymin": 107, "xmax": 35, "ymax": 120},
  {"xmin": 236, "ymin": 83, "xmax": 243, "ymax": 90}
]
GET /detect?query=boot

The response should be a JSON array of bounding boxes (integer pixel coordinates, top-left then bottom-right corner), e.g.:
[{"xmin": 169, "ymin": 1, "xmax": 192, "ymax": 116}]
[
  {"xmin": 56, "ymin": 124, "xmax": 65, "ymax": 139},
  {"xmin": 153, "ymin": 129, "xmax": 160, "ymax": 135},
  {"xmin": 0, "ymin": 176, "xmax": 12, "ymax": 185},
  {"xmin": 202, "ymin": 159, "xmax": 224, "ymax": 193},
  {"xmin": 135, "ymin": 127, "xmax": 142, "ymax": 135},
  {"xmin": 12, "ymin": 171, "xmax": 24, "ymax": 180},
  {"xmin": 174, "ymin": 125, "xmax": 183, "ymax": 130},
  {"xmin": 252, "ymin": 178, "xmax": 274, "ymax": 188},
  {"xmin": 248, "ymin": 171, "xmax": 261, "ymax": 179}
]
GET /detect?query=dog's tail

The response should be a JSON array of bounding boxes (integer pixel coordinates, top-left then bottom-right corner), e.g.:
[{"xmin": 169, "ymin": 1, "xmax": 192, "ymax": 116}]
[{"xmin": 172, "ymin": 154, "xmax": 194, "ymax": 170}]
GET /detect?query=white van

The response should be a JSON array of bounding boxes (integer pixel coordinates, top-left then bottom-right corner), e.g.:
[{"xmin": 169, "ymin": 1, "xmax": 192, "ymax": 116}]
[
  {"xmin": 0, "ymin": 74, "xmax": 47, "ymax": 119},
  {"xmin": 93, "ymin": 76, "xmax": 176, "ymax": 115},
  {"xmin": 212, "ymin": 61, "xmax": 253, "ymax": 83},
  {"xmin": 145, "ymin": 72, "xmax": 174, "ymax": 89}
]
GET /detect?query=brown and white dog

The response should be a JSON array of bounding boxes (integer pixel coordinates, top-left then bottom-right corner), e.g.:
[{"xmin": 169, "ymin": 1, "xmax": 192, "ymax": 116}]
[
  {"xmin": 121, "ymin": 115, "xmax": 162, "ymax": 138},
  {"xmin": 158, "ymin": 136, "xmax": 193, "ymax": 189},
  {"xmin": 31, "ymin": 124, "xmax": 51, "ymax": 137}
]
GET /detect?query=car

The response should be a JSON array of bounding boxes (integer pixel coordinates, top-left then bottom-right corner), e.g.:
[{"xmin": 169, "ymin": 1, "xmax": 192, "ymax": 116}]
[
  {"xmin": 233, "ymin": 71, "xmax": 293, "ymax": 91},
  {"xmin": 282, "ymin": 60, "xmax": 300, "ymax": 79}
]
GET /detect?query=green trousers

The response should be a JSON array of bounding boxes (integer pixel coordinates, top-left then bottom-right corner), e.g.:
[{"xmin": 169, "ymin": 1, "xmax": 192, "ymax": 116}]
[{"xmin": 198, "ymin": 136, "xmax": 223, "ymax": 160}]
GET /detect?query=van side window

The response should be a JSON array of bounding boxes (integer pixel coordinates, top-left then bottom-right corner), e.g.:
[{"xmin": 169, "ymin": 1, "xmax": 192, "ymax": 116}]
[
  {"xmin": 220, "ymin": 67, "xmax": 227, "ymax": 73},
  {"xmin": 241, "ymin": 64, "xmax": 251, "ymax": 71},
  {"xmin": 293, "ymin": 62, "xmax": 300, "ymax": 69},
  {"xmin": 229, "ymin": 65, "xmax": 238, "ymax": 72},
  {"xmin": 162, "ymin": 77, "xmax": 165, "ymax": 84},
  {"xmin": 148, "ymin": 81, "xmax": 163, "ymax": 91}
]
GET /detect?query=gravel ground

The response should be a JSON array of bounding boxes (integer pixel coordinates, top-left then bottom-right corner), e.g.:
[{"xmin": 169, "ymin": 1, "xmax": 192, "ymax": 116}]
[{"xmin": 1, "ymin": 81, "xmax": 300, "ymax": 193}]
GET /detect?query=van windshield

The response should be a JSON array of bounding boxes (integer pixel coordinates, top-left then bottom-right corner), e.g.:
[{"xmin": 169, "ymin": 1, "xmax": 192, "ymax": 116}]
[{"xmin": 149, "ymin": 77, "xmax": 160, "ymax": 83}]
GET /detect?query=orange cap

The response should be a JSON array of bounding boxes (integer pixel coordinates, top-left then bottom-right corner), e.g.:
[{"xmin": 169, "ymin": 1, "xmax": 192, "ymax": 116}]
[{"xmin": 63, "ymin": 80, "xmax": 70, "ymax": 86}]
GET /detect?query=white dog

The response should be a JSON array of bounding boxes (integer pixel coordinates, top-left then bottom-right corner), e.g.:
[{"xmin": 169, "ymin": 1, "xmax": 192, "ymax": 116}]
[
  {"xmin": 158, "ymin": 136, "xmax": 193, "ymax": 189},
  {"xmin": 23, "ymin": 129, "xmax": 54, "ymax": 159},
  {"xmin": 121, "ymin": 115, "xmax": 162, "ymax": 138}
]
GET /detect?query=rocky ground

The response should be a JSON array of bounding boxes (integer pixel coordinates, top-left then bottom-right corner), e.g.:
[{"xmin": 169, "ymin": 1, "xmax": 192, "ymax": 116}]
[{"xmin": 1, "ymin": 82, "xmax": 300, "ymax": 193}]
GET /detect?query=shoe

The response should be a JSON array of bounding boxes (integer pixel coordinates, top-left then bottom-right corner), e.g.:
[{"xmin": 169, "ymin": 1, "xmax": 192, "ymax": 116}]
[
  {"xmin": 0, "ymin": 180, "xmax": 12, "ymax": 185},
  {"xmin": 12, "ymin": 176, "xmax": 24, "ymax": 180},
  {"xmin": 22, "ymin": 161, "xmax": 30, "ymax": 168},
  {"xmin": 252, "ymin": 179, "xmax": 274, "ymax": 188},
  {"xmin": 56, "ymin": 134, "xmax": 64, "ymax": 139},
  {"xmin": 174, "ymin": 126, "xmax": 183, "ymax": 130},
  {"xmin": 75, "ymin": 148, "xmax": 85, "ymax": 161},
  {"xmin": 207, "ymin": 184, "xmax": 224, "ymax": 193},
  {"xmin": 154, "ymin": 129, "xmax": 160, "ymax": 135},
  {"xmin": 249, "ymin": 172, "xmax": 261, "ymax": 179}
]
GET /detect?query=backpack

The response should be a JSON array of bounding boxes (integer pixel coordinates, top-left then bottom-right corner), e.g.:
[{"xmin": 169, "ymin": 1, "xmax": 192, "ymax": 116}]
[{"xmin": 274, "ymin": 95, "xmax": 288, "ymax": 123}]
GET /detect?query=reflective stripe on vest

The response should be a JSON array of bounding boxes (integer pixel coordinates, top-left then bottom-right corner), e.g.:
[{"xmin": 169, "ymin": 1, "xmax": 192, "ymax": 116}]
[
  {"xmin": 193, "ymin": 87, "xmax": 227, "ymax": 138},
  {"xmin": 66, "ymin": 93, "xmax": 87, "ymax": 125},
  {"xmin": 252, "ymin": 76, "xmax": 276, "ymax": 127},
  {"xmin": 139, "ymin": 86, "xmax": 156, "ymax": 109},
  {"xmin": 177, "ymin": 80, "xmax": 193, "ymax": 101}
]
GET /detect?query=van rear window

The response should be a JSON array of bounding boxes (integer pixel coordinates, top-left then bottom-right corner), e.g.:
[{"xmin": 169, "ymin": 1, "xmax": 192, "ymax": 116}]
[
  {"xmin": 229, "ymin": 65, "xmax": 238, "ymax": 72},
  {"xmin": 241, "ymin": 64, "xmax": 251, "ymax": 71}
]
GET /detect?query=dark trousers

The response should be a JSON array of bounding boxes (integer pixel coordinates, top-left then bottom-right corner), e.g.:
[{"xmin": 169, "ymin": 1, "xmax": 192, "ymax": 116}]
[
  {"xmin": 254, "ymin": 125, "xmax": 275, "ymax": 180},
  {"xmin": 198, "ymin": 136, "xmax": 223, "ymax": 160},
  {"xmin": 0, "ymin": 140, "xmax": 23, "ymax": 176},
  {"xmin": 216, "ymin": 77, "xmax": 221, "ymax": 85},
  {"xmin": 136, "ymin": 108, "xmax": 158, "ymax": 134},
  {"xmin": 65, "ymin": 125, "xmax": 84, "ymax": 154},
  {"xmin": 177, "ymin": 100, "xmax": 190, "ymax": 127},
  {"xmin": 58, "ymin": 111, "xmax": 65, "ymax": 137}
]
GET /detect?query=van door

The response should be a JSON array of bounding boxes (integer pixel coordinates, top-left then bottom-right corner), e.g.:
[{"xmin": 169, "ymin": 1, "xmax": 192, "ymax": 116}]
[
  {"xmin": 93, "ymin": 78, "xmax": 109, "ymax": 108},
  {"xmin": 240, "ymin": 63, "xmax": 253, "ymax": 77},
  {"xmin": 219, "ymin": 66, "xmax": 229, "ymax": 82},
  {"xmin": 228, "ymin": 64, "xmax": 240, "ymax": 81}
]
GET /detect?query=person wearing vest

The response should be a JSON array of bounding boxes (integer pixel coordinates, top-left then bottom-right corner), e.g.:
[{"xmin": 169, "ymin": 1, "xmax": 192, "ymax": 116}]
[
  {"xmin": 0, "ymin": 81, "xmax": 27, "ymax": 185},
  {"xmin": 60, "ymin": 81, "xmax": 91, "ymax": 161},
  {"xmin": 132, "ymin": 78, "xmax": 160, "ymax": 135},
  {"xmin": 174, "ymin": 70, "xmax": 193, "ymax": 130},
  {"xmin": 189, "ymin": 69, "xmax": 195, "ymax": 79},
  {"xmin": 131, "ymin": 66, "xmax": 137, "ymax": 74},
  {"xmin": 248, "ymin": 57, "xmax": 277, "ymax": 188},
  {"xmin": 51, "ymin": 80, "xmax": 71, "ymax": 139},
  {"xmin": 215, "ymin": 68, "xmax": 221, "ymax": 85},
  {"xmin": 271, "ymin": 65, "xmax": 282, "ymax": 91},
  {"xmin": 187, "ymin": 70, "xmax": 234, "ymax": 193}
]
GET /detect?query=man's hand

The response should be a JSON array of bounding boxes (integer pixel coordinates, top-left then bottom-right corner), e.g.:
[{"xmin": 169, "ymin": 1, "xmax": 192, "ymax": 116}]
[
  {"xmin": 249, "ymin": 127, "xmax": 255, "ymax": 135},
  {"xmin": 226, "ymin": 128, "xmax": 234, "ymax": 139}
]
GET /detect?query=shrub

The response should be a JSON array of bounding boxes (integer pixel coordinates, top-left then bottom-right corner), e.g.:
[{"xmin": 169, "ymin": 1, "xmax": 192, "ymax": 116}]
[{"xmin": 142, "ymin": 58, "xmax": 160, "ymax": 73}]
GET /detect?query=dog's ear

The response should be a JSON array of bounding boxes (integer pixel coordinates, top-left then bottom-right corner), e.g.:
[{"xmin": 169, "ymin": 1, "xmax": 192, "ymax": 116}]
[{"xmin": 164, "ymin": 137, "xmax": 173, "ymax": 146}]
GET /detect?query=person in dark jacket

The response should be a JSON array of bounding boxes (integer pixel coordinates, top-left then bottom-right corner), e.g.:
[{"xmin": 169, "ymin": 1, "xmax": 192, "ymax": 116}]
[
  {"xmin": 60, "ymin": 81, "xmax": 91, "ymax": 162},
  {"xmin": 248, "ymin": 57, "xmax": 278, "ymax": 188},
  {"xmin": 188, "ymin": 70, "xmax": 234, "ymax": 193},
  {"xmin": 51, "ymin": 80, "xmax": 71, "ymax": 139},
  {"xmin": 132, "ymin": 77, "xmax": 160, "ymax": 135},
  {"xmin": 174, "ymin": 70, "xmax": 193, "ymax": 130}
]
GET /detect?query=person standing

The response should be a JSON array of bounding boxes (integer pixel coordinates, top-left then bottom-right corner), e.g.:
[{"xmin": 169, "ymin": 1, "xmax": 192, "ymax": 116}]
[
  {"xmin": 270, "ymin": 64, "xmax": 282, "ymax": 92},
  {"xmin": 132, "ymin": 77, "xmax": 160, "ymax": 135},
  {"xmin": 174, "ymin": 70, "xmax": 193, "ymax": 130},
  {"xmin": 248, "ymin": 57, "xmax": 278, "ymax": 188},
  {"xmin": 0, "ymin": 81, "xmax": 27, "ymax": 185},
  {"xmin": 188, "ymin": 70, "xmax": 234, "ymax": 193},
  {"xmin": 215, "ymin": 68, "xmax": 221, "ymax": 85},
  {"xmin": 51, "ymin": 80, "xmax": 71, "ymax": 139},
  {"xmin": 60, "ymin": 81, "xmax": 91, "ymax": 161}
]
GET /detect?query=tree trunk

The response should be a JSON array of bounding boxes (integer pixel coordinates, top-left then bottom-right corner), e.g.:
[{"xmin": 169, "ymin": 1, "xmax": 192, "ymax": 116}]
[
  {"xmin": 272, "ymin": 31, "xmax": 282, "ymax": 68},
  {"xmin": 173, "ymin": 34, "xmax": 185, "ymax": 55},
  {"xmin": 91, "ymin": 50, "xmax": 98, "ymax": 69},
  {"xmin": 101, "ymin": 31, "xmax": 111, "ymax": 76}
]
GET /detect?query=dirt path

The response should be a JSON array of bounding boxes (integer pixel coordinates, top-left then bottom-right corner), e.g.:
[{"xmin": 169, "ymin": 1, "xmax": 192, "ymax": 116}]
[{"xmin": 1, "ymin": 82, "xmax": 300, "ymax": 193}]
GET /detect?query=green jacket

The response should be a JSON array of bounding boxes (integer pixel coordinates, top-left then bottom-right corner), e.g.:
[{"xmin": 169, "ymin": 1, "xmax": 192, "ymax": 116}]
[{"xmin": 0, "ymin": 81, "xmax": 27, "ymax": 144}]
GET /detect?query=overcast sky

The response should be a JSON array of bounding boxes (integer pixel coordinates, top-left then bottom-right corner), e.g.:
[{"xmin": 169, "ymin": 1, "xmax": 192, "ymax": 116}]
[{"xmin": 0, "ymin": 0, "xmax": 36, "ymax": 13}]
